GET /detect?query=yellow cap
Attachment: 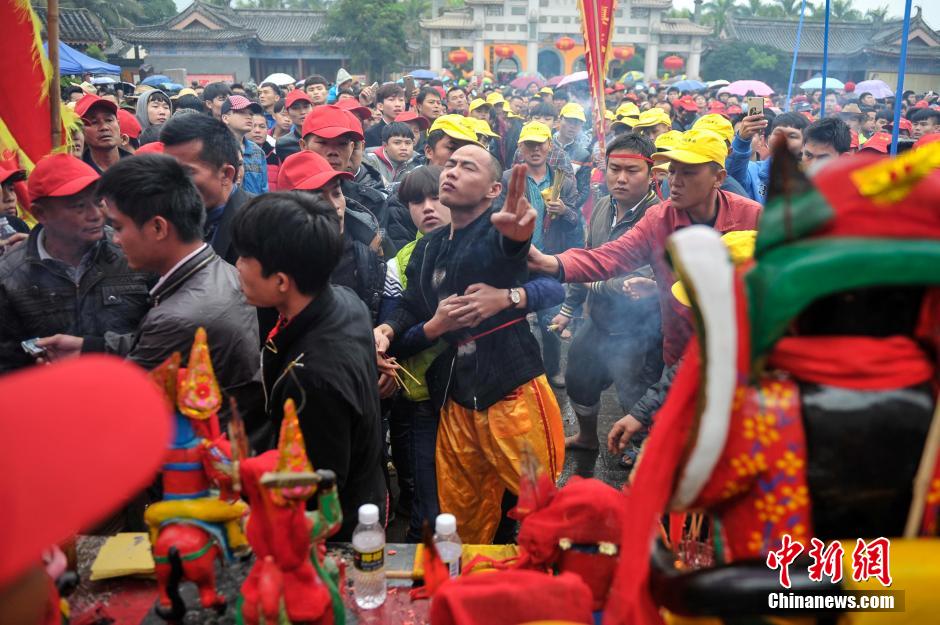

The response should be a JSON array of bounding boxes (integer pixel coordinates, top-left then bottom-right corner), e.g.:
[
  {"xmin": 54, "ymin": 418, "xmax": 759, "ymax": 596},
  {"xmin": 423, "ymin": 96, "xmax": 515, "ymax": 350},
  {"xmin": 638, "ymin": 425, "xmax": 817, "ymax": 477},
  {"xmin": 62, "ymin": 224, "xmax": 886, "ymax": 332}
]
[
  {"xmin": 468, "ymin": 98, "xmax": 492, "ymax": 113},
  {"xmin": 429, "ymin": 114, "xmax": 483, "ymax": 145},
  {"xmin": 654, "ymin": 130, "xmax": 684, "ymax": 152},
  {"xmin": 485, "ymin": 92, "xmax": 506, "ymax": 105},
  {"xmin": 615, "ymin": 102, "xmax": 640, "ymax": 119},
  {"xmin": 539, "ymin": 87, "xmax": 554, "ymax": 95},
  {"xmin": 692, "ymin": 113, "xmax": 734, "ymax": 143},
  {"xmin": 633, "ymin": 107, "xmax": 672, "ymax": 129},
  {"xmin": 466, "ymin": 117, "xmax": 500, "ymax": 137},
  {"xmin": 559, "ymin": 102, "xmax": 586, "ymax": 122},
  {"xmin": 672, "ymin": 230, "xmax": 756, "ymax": 306},
  {"xmin": 652, "ymin": 128, "xmax": 728, "ymax": 167},
  {"xmin": 172, "ymin": 87, "xmax": 198, "ymax": 100},
  {"xmin": 517, "ymin": 121, "xmax": 552, "ymax": 144},
  {"xmin": 604, "ymin": 110, "xmax": 616, "ymax": 121}
]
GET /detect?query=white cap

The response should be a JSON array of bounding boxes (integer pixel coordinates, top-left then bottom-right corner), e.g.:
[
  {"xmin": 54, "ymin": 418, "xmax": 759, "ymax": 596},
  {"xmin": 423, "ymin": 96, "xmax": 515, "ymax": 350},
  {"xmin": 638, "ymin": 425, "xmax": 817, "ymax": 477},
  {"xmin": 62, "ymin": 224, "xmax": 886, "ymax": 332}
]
[
  {"xmin": 358, "ymin": 503, "xmax": 379, "ymax": 524},
  {"xmin": 435, "ymin": 513, "xmax": 456, "ymax": 535}
]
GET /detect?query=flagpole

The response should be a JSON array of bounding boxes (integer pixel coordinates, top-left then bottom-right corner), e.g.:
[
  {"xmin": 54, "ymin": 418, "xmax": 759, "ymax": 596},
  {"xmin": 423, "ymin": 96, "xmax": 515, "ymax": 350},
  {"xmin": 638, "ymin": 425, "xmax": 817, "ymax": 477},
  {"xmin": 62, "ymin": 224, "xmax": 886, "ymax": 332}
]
[{"xmin": 48, "ymin": 0, "xmax": 62, "ymax": 148}]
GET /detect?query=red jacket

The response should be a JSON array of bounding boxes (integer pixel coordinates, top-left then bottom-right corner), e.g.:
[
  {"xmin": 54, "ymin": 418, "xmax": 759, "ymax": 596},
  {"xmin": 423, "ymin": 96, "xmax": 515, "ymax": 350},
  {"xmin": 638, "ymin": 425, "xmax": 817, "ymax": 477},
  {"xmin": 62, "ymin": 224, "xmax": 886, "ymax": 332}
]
[{"xmin": 558, "ymin": 190, "xmax": 762, "ymax": 365}]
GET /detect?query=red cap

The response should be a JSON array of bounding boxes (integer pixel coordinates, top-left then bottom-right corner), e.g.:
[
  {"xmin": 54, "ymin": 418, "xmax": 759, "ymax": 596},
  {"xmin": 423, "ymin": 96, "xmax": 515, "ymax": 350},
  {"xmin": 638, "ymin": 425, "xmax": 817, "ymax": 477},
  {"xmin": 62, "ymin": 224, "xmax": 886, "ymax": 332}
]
[
  {"xmin": 221, "ymin": 94, "xmax": 263, "ymax": 115},
  {"xmin": 675, "ymin": 96, "xmax": 699, "ymax": 112},
  {"xmin": 336, "ymin": 97, "xmax": 373, "ymax": 121},
  {"xmin": 284, "ymin": 89, "xmax": 313, "ymax": 109},
  {"xmin": 27, "ymin": 153, "xmax": 99, "ymax": 199},
  {"xmin": 136, "ymin": 141, "xmax": 165, "ymax": 155},
  {"xmin": 614, "ymin": 83, "xmax": 626, "ymax": 92},
  {"xmin": 117, "ymin": 109, "xmax": 142, "ymax": 139},
  {"xmin": 0, "ymin": 156, "xmax": 26, "ymax": 185},
  {"xmin": 276, "ymin": 150, "xmax": 353, "ymax": 191},
  {"xmin": 0, "ymin": 355, "xmax": 172, "ymax": 586},
  {"xmin": 707, "ymin": 100, "xmax": 726, "ymax": 113},
  {"xmin": 913, "ymin": 100, "xmax": 930, "ymax": 109},
  {"xmin": 74, "ymin": 93, "xmax": 118, "ymax": 120},
  {"xmin": 859, "ymin": 132, "xmax": 890, "ymax": 153},
  {"xmin": 914, "ymin": 132, "xmax": 940, "ymax": 149},
  {"xmin": 301, "ymin": 105, "xmax": 364, "ymax": 141},
  {"xmin": 625, "ymin": 93, "xmax": 638, "ymax": 102},
  {"xmin": 850, "ymin": 129, "xmax": 860, "ymax": 150},
  {"xmin": 604, "ymin": 87, "xmax": 614, "ymax": 95},
  {"xmin": 726, "ymin": 105, "xmax": 743, "ymax": 114},
  {"xmin": 395, "ymin": 110, "xmax": 430, "ymax": 130},
  {"xmin": 844, "ymin": 81, "xmax": 856, "ymax": 93},
  {"xmin": 897, "ymin": 118, "xmax": 914, "ymax": 133}
]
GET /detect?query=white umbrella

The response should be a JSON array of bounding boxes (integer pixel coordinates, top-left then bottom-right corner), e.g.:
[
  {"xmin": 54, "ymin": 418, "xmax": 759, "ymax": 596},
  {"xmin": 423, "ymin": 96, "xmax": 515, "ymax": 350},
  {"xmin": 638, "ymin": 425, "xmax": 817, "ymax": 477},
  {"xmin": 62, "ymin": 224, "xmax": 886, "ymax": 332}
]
[
  {"xmin": 556, "ymin": 71, "xmax": 588, "ymax": 88},
  {"xmin": 262, "ymin": 73, "xmax": 295, "ymax": 87},
  {"xmin": 706, "ymin": 79, "xmax": 730, "ymax": 88},
  {"xmin": 91, "ymin": 76, "xmax": 117, "ymax": 85},
  {"xmin": 800, "ymin": 76, "xmax": 844, "ymax": 91}
]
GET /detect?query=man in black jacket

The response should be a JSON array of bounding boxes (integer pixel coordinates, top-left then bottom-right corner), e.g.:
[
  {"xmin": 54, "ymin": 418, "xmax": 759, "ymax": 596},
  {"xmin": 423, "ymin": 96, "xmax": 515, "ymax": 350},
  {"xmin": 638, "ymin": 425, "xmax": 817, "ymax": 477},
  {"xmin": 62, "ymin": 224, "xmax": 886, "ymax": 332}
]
[
  {"xmin": 0, "ymin": 153, "xmax": 151, "ymax": 372},
  {"xmin": 364, "ymin": 83, "xmax": 405, "ymax": 148},
  {"xmin": 232, "ymin": 191, "xmax": 386, "ymax": 541},
  {"xmin": 373, "ymin": 146, "xmax": 565, "ymax": 544},
  {"xmin": 161, "ymin": 113, "xmax": 252, "ymax": 265}
]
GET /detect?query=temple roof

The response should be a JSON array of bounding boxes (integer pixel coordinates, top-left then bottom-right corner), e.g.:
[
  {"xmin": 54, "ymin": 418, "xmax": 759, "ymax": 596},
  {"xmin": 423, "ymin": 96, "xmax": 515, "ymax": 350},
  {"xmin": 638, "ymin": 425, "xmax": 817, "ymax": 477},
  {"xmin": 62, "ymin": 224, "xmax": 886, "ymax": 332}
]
[
  {"xmin": 420, "ymin": 11, "xmax": 477, "ymax": 30},
  {"xmin": 34, "ymin": 6, "xmax": 107, "ymax": 47},
  {"xmin": 655, "ymin": 18, "xmax": 713, "ymax": 36}
]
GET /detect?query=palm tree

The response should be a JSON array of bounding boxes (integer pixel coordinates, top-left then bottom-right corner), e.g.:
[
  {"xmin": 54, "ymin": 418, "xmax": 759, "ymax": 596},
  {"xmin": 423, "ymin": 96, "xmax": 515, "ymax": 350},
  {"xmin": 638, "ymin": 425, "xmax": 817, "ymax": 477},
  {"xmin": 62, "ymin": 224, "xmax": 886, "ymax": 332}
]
[
  {"xmin": 773, "ymin": 0, "xmax": 803, "ymax": 17},
  {"xmin": 701, "ymin": 0, "xmax": 740, "ymax": 35},
  {"xmin": 58, "ymin": 0, "xmax": 144, "ymax": 27},
  {"xmin": 829, "ymin": 0, "xmax": 862, "ymax": 20},
  {"xmin": 737, "ymin": 0, "xmax": 765, "ymax": 18},
  {"xmin": 865, "ymin": 4, "xmax": 889, "ymax": 22}
]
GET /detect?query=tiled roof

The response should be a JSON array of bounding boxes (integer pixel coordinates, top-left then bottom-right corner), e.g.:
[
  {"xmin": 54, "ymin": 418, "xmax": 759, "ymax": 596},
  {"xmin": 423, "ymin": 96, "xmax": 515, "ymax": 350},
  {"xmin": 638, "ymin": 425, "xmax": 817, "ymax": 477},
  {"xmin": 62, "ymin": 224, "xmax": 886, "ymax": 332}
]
[
  {"xmin": 34, "ymin": 7, "xmax": 107, "ymax": 46},
  {"xmin": 464, "ymin": 0, "xmax": 504, "ymax": 4},
  {"xmin": 656, "ymin": 18, "xmax": 713, "ymax": 36},
  {"xmin": 420, "ymin": 12, "xmax": 477, "ymax": 30},
  {"xmin": 114, "ymin": 26, "xmax": 256, "ymax": 44},
  {"xmin": 237, "ymin": 9, "xmax": 326, "ymax": 44},
  {"xmin": 632, "ymin": 0, "xmax": 673, "ymax": 8},
  {"xmin": 726, "ymin": 17, "xmax": 881, "ymax": 55}
]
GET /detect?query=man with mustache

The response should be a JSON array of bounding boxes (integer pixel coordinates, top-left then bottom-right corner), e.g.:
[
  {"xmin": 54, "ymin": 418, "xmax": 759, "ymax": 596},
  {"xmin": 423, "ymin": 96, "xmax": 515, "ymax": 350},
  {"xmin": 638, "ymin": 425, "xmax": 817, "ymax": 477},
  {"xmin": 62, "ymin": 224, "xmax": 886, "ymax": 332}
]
[{"xmin": 76, "ymin": 94, "xmax": 130, "ymax": 173}]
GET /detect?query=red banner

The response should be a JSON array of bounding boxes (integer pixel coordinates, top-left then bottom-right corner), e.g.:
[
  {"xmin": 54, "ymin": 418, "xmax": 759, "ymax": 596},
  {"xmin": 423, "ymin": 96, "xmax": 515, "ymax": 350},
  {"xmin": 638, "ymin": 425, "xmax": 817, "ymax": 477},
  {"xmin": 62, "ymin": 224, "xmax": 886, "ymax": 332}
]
[{"xmin": 578, "ymin": 0, "xmax": 616, "ymax": 154}]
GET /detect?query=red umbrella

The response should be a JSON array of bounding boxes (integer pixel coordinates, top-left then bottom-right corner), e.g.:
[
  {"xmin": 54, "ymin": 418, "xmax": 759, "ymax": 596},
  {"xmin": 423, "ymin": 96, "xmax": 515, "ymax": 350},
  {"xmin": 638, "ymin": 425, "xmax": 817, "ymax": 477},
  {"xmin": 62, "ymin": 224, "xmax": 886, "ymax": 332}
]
[
  {"xmin": 510, "ymin": 74, "xmax": 545, "ymax": 89},
  {"xmin": 548, "ymin": 75, "xmax": 565, "ymax": 87}
]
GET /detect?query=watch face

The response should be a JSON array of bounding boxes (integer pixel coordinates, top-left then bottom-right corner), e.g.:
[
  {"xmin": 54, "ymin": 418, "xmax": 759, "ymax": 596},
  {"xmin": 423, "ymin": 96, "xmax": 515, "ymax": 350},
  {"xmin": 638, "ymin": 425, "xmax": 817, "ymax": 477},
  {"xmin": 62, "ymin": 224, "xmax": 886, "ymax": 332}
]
[{"xmin": 510, "ymin": 289, "xmax": 521, "ymax": 304}]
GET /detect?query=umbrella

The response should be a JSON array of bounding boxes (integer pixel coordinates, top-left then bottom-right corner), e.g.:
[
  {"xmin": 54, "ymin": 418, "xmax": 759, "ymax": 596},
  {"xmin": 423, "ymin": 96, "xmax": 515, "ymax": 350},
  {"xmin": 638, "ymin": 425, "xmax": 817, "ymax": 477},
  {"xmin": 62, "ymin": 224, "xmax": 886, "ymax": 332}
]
[
  {"xmin": 43, "ymin": 41, "xmax": 120, "ymax": 76},
  {"xmin": 548, "ymin": 75, "xmax": 565, "ymax": 87},
  {"xmin": 673, "ymin": 79, "xmax": 706, "ymax": 92},
  {"xmin": 854, "ymin": 79, "xmax": 894, "ymax": 99},
  {"xmin": 620, "ymin": 70, "xmax": 645, "ymax": 83},
  {"xmin": 510, "ymin": 74, "xmax": 545, "ymax": 89},
  {"xmin": 91, "ymin": 76, "xmax": 116, "ymax": 85},
  {"xmin": 800, "ymin": 76, "xmax": 844, "ymax": 90},
  {"xmin": 141, "ymin": 74, "xmax": 172, "ymax": 87},
  {"xmin": 718, "ymin": 80, "xmax": 774, "ymax": 96},
  {"xmin": 707, "ymin": 79, "xmax": 730, "ymax": 88},
  {"xmin": 261, "ymin": 73, "xmax": 295, "ymax": 87},
  {"xmin": 557, "ymin": 70, "xmax": 589, "ymax": 88},
  {"xmin": 410, "ymin": 70, "xmax": 438, "ymax": 80}
]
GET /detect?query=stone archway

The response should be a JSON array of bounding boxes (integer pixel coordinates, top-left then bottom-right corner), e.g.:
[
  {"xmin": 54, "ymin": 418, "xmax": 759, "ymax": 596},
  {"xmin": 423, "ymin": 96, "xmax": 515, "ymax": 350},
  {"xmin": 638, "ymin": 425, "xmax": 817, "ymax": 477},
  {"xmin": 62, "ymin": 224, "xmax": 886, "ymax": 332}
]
[
  {"xmin": 496, "ymin": 57, "xmax": 521, "ymax": 74},
  {"xmin": 537, "ymin": 49, "xmax": 562, "ymax": 78},
  {"xmin": 572, "ymin": 55, "xmax": 587, "ymax": 72}
]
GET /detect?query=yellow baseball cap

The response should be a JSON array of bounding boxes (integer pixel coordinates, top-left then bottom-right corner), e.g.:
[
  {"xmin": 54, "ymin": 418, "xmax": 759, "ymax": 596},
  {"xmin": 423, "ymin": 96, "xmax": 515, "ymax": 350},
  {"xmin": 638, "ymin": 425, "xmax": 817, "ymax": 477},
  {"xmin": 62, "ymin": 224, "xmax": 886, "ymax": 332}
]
[
  {"xmin": 672, "ymin": 230, "xmax": 757, "ymax": 306},
  {"xmin": 517, "ymin": 121, "xmax": 552, "ymax": 144},
  {"xmin": 604, "ymin": 110, "xmax": 616, "ymax": 121},
  {"xmin": 539, "ymin": 87, "xmax": 554, "ymax": 96},
  {"xmin": 485, "ymin": 92, "xmax": 506, "ymax": 105},
  {"xmin": 615, "ymin": 102, "xmax": 640, "ymax": 119},
  {"xmin": 559, "ymin": 102, "xmax": 586, "ymax": 122},
  {"xmin": 652, "ymin": 128, "xmax": 728, "ymax": 167},
  {"xmin": 466, "ymin": 117, "xmax": 499, "ymax": 137},
  {"xmin": 692, "ymin": 113, "xmax": 734, "ymax": 143},
  {"xmin": 429, "ymin": 114, "xmax": 483, "ymax": 145},
  {"xmin": 633, "ymin": 107, "xmax": 672, "ymax": 129},
  {"xmin": 468, "ymin": 98, "xmax": 492, "ymax": 113},
  {"xmin": 171, "ymin": 87, "xmax": 198, "ymax": 100},
  {"xmin": 654, "ymin": 130, "xmax": 684, "ymax": 152}
]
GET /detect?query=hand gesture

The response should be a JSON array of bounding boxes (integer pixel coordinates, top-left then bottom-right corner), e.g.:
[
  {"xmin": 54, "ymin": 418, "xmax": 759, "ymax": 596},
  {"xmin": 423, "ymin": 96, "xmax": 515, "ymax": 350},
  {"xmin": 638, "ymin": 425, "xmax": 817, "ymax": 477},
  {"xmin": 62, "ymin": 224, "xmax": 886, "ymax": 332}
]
[
  {"xmin": 358, "ymin": 85, "xmax": 377, "ymax": 106},
  {"xmin": 736, "ymin": 114, "xmax": 768, "ymax": 141},
  {"xmin": 491, "ymin": 164, "xmax": 536, "ymax": 243},
  {"xmin": 448, "ymin": 283, "xmax": 511, "ymax": 328},
  {"xmin": 35, "ymin": 334, "xmax": 83, "ymax": 363},
  {"xmin": 622, "ymin": 276, "xmax": 657, "ymax": 300},
  {"xmin": 549, "ymin": 313, "xmax": 571, "ymax": 334},
  {"xmin": 607, "ymin": 414, "xmax": 645, "ymax": 454},
  {"xmin": 545, "ymin": 199, "xmax": 566, "ymax": 218}
]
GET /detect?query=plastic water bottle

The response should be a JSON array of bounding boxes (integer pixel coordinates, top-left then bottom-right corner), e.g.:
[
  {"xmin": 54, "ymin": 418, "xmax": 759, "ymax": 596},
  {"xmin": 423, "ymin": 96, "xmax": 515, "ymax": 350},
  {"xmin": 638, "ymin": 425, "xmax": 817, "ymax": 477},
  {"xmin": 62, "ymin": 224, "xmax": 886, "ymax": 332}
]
[
  {"xmin": 0, "ymin": 217, "xmax": 17, "ymax": 239},
  {"xmin": 352, "ymin": 503, "xmax": 386, "ymax": 608},
  {"xmin": 434, "ymin": 513, "xmax": 462, "ymax": 578}
]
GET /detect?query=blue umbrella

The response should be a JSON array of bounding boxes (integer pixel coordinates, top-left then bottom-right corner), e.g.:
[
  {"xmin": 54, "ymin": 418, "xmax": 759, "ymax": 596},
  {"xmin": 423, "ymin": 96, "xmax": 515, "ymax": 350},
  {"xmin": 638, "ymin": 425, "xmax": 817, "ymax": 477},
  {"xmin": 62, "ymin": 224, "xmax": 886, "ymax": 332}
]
[
  {"xmin": 673, "ymin": 79, "xmax": 706, "ymax": 92},
  {"xmin": 141, "ymin": 75, "xmax": 172, "ymax": 87},
  {"xmin": 410, "ymin": 70, "xmax": 438, "ymax": 80},
  {"xmin": 800, "ymin": 76, "xmax": 844, "ymax": 90}
]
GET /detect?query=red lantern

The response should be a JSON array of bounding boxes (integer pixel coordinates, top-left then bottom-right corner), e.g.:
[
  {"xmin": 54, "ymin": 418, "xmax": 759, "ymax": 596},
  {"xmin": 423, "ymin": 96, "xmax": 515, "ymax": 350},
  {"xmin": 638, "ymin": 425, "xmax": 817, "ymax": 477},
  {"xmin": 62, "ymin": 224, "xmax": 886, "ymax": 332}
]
[
  {"xmin": 612, "ymin": 46, "xmax": 634, "ymax": 61},
  {"xmin": 494, "ymin": 45, "xmax": 514, "ymax": 60},
  {"xmin": 663, "ymin": 55, "xmax": 684, "ymax": 71},
  {"xmin": 449, "ymin": 49, "xmax": 470, "ymax": 65},
  {"xmin": 555, "ymin": 36, "xmax": 576, "ymax": 52}
]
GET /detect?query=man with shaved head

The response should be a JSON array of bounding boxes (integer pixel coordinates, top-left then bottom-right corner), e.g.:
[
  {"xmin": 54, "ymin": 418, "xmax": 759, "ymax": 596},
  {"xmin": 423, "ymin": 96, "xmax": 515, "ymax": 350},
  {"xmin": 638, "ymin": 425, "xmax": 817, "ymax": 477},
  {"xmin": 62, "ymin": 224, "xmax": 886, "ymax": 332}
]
[{"xmin": 374, "ymin": 145, "xmax": 565, "ymax": 544}]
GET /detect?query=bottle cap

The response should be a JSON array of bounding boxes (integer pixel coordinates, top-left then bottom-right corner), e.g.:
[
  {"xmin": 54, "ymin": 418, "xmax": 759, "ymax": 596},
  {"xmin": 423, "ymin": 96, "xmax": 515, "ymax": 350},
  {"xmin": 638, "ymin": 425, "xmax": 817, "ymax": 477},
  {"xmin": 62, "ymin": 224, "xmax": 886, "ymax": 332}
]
[
  {"xmin": 358, "ymin": 503, "xmax": 379, "ymax": 524},
  {"xmin": 435, "ymin": 513, "xmax": 456, "ymax": 535}
]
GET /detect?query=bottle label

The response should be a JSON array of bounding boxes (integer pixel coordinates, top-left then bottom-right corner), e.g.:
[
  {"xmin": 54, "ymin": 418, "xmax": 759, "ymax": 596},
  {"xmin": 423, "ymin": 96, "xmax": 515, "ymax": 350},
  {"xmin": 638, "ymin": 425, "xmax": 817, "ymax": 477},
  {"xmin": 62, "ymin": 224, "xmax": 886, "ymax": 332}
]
[
  {"xmin": 448, "ymin": 557, "xmax": 461, "ymax": 578},
  {"xmin": 354, "ymin": 547, "xmax": 385, "ymax": 572}
]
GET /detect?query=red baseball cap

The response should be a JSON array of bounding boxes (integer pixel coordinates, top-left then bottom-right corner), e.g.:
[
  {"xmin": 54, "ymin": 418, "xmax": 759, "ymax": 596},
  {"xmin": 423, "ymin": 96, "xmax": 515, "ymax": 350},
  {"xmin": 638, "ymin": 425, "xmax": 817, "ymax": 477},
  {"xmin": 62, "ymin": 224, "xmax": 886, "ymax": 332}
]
[
  {"xmin": 0, "ymin": 159, "xmax": 26, "ymax": 185},
  {"xmin": 336, "ymin": 97, "xmax": 373, "ymax": 121},
  {"xmin": 0, "ymin": 355, "xmax": 172, "ymax": 586},
  {"xmin": 74, "ymin": 93, "xmax": 118, "ymax": 120},
  {"xmin": 844, "ymin": 81, "xmax": 856, "ymax": 93},
  {"xmin": 898, "ymin": 118, "xmax": 914, "ymax": 134},
  {"xmin": 859, "ymin": 132, "xmax": 891, "ymax": 154},
  {"xmin": 395, "ymin": 110, "xmax": 430, "ymax": 131},
  {"xmin": 27, "ymin": 153, "xmax": 99, "ymax": 199},
  {"xmin": 136, "ymin": 141, "xmax": 165, "ymax": 155},
  {"xmin": 676, "ymin": 96, "xmax": 699, "ymax": 112},
  {"xmin": 277, "ymin": 150, "xmax": 353, "ymax": 191},
  {"xmin": 850, "ymin": 129, "xmax": 860, "ymax": 150},
  {"xmin": 707, "ymin": 100, "xmax": 727, "ymax": 113},
  {"xmin": 284, "ymin": 89, "xmax": 313, "ymax": 109},
  {"xmin": 221, "ymin": 94, "xmax": 263, "ymax": 116},
  {"xmin": 726, "ymin": 105, "xmax": 743, "ymax": 115},
  {"xmin": 301, "ymin": 105, "xmax": 364, "ymax": 141},
  {"xmin": 117, "ymin": 109, "xmax": 142, "ymax": 139}
]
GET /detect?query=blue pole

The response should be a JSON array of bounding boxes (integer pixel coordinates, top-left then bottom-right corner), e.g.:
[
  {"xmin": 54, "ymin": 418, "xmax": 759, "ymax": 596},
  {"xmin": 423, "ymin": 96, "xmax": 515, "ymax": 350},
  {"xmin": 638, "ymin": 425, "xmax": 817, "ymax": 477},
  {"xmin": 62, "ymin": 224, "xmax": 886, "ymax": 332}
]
[
  {"xmin": 819, "ymin": 0, "xmax": 831, "ymax": 118},
  {"xmin": 891, "ymin": 0, "xmax": 913, "ymax": 155},
  {"xmin": 785, "ymin": 0, "xmax": 808, "ymax": 112}
]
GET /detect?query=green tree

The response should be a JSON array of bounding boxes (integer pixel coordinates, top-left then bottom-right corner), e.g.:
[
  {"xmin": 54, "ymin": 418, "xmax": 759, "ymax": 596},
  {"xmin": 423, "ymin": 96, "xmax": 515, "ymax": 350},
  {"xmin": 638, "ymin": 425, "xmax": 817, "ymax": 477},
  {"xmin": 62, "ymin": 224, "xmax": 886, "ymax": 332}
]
[
  {"xmin": 701, "ymin": 40, "xmax": 789, "ymax": 86},
  {"xmin": 140, "ymin": 0, "xmax": 176, "ymax": 24},
  {"xmin": 325, "ymin": 0, "xmax": 408, "ymax": 79},
  {"xmin": 772, "ymin": 0, "xmax": 804, "ymax": 17},
  {"xmin": 737, "ymin": 0, "xmax": 766, "ymax": 18},
  {"xmin": 829, "ymin": 0, "xmax": 861, "ymax": 20},
  {"xmin": 701, "ymin": 0, "xmax": 740, "ymax": 36},
  {"xmin": 865, "ymin": 5, "xmax": 889, "ymax": 22},
  {"xmin": 84, "ymin": 43, "xmax": 106, "ymax": 59},
  {"xmin": 665, "ymin": 7, "xmax": 694, "ymax": 18}
]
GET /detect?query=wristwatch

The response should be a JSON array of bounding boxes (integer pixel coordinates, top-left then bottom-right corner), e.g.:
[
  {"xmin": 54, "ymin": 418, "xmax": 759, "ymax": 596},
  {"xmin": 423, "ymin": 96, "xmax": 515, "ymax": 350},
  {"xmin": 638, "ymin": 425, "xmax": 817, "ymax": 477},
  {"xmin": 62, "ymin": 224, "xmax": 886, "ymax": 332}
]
[{"xmin": 508, "ymin": 288, "xmax": 523, "ymax": 308}]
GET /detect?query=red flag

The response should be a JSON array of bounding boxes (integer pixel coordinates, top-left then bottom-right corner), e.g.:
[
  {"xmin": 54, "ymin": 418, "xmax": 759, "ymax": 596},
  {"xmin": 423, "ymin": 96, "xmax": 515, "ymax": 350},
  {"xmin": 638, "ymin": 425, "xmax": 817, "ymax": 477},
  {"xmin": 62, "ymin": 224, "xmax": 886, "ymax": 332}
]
[
  {"xmin": 579, "ymin": 0, "xmax": 616, "ymax": 154},
  {"xmin": 0, "ymin": 0, "xmax": 55, "ymax": 168}
]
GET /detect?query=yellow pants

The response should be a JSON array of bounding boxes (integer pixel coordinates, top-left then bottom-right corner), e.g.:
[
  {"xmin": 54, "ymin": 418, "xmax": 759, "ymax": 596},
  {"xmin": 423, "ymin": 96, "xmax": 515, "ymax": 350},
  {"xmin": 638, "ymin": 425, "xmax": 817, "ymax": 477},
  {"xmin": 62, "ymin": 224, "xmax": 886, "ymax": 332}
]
[{"xmin": 436, "ymin": 375, "xmax": 565, "ymax": 544}]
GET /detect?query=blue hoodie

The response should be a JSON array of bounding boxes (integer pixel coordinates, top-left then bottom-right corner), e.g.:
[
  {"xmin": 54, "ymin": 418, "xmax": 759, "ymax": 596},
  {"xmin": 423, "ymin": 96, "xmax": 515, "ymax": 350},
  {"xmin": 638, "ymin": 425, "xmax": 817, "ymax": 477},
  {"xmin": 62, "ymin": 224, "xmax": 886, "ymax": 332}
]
[{"xmin": 727, "ymin": 134, "xmax": 772, "ymax": 204}]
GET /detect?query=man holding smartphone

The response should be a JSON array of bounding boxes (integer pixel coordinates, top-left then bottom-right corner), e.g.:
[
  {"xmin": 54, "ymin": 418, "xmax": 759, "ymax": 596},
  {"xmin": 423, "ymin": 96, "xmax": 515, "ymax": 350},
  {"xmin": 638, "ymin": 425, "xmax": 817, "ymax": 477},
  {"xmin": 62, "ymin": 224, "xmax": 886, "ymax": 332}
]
[{"xmin": 727, "ymin": 111, "xmax": 810, "ymax": 204}]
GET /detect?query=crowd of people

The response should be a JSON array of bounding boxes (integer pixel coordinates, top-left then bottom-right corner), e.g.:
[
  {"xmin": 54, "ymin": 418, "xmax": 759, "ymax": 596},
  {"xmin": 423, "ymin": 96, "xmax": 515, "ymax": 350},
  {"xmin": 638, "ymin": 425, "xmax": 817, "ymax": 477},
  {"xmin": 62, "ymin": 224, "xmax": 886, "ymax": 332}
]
[{"xmin": 2, "ymin": 66, "xmax": 939, "ymax": 546}]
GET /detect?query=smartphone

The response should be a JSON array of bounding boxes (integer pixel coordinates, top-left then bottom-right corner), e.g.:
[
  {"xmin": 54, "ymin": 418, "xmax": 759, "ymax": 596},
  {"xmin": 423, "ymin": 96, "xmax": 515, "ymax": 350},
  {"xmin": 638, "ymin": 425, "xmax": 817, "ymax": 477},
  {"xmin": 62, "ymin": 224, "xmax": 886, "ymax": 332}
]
[
  {"xmin": 21, "ymin": 338, "xmax": 46, "ymax": 358},
  {"xmin": 746, "ymin": 96, "xmax": 764, "ymax": 118},
  {"xmin": 403, "ymin": 76, "xmax": 416, "ymax": 110},
  {"xmin": 370, "ymin": 81, "xmax": 379, "ymax": 91}
]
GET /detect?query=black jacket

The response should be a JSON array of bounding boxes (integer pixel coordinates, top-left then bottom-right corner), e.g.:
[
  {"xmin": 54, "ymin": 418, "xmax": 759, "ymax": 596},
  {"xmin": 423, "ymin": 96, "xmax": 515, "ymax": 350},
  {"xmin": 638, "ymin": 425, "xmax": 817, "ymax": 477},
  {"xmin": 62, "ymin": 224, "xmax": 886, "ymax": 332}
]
[
  {"xmin": 261, "ymin": 286, "xmax": 386, "ymax": 540},
  {"xmin": 386, "ymin": 208, "xmax": 544, "ymax": 411},
  {"xmin": 208, "ymin": 186, "xmax": 253, "ymax": 266},
  {"xmin": 275, "ymin": 128, "xmax": 302, "ymax": 163},
  {"xmin": 0, "ymin": 227, "xmax": 152, "ymax": 372},
  {"xmin": 384, "ymin": 189, "xmax": 418, "ymax": 251},
  {"xmin": 364, "ymin": 119, "xmax": 388, "ymax": 149}
]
